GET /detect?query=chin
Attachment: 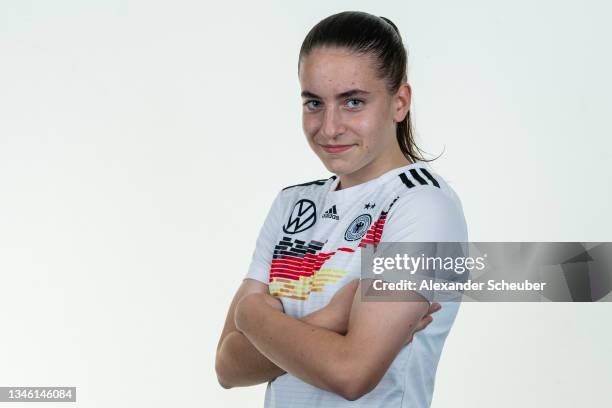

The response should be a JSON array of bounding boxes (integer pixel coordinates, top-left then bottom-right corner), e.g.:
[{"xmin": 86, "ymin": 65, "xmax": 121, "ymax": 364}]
[{"xmin": 320, "ymin": 159, "xmax": 355, "ymax": 176}]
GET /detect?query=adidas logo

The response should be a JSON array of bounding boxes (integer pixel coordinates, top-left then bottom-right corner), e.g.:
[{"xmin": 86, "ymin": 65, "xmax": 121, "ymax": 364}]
[{"xmin": 322, "ymin": 205, "xmax": 339, "ymax": 220}]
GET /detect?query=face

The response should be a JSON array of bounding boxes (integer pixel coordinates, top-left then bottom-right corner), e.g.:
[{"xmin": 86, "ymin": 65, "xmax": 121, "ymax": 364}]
[{"xmin": 298, "ymin": 46, "xmax": 411, "ymax": 185}]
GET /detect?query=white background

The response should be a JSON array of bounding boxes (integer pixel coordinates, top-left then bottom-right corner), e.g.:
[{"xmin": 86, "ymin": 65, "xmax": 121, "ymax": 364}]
[{"xmin": 1, "ymin": 1, "xmax": 611, "ymax": 407}]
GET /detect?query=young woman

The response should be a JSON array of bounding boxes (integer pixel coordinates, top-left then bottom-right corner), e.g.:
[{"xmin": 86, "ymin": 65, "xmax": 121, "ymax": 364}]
[{"xmin": 216, "ymin": 11, "xmax": 468, "ymax": 407}]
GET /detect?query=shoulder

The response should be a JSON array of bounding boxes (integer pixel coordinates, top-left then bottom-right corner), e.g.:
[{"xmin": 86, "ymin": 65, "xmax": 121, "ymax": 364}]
[
  {"xmin": 264, "ymin": 175, "xmax": 336, "ymax": 215},
  {"xmin": 382, "ymin": 166, "xmax": 468, "ymax": 241},
  {"xmin": 275, "ymin": 175, "xmax": 337, "ymax": 203},
  {"xmin": 390, "ymin": 165, "xmax": 464, "ymax": 214},
  {"xmin": 281, "ymin": 175, "xmax": 337, "ymax": 192}
]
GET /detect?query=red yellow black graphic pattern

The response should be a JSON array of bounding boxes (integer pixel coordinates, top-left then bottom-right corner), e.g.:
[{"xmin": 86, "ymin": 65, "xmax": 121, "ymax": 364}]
[{"xmin": 269, "ymin": 196, "xmax": 400, "ymax": 300}]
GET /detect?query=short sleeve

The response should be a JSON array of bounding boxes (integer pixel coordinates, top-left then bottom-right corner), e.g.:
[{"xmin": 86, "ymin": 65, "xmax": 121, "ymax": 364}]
[
  {"xmin": 244, "ymin": 190, "xmax": 285, "ymax": 285},
  {"xmin": 380, "ymin": 189, "xmax": 468, "ymax": 243},
  {"xmin": 377, "ymin": 189, "xmax": 469, "ymax": 303}
]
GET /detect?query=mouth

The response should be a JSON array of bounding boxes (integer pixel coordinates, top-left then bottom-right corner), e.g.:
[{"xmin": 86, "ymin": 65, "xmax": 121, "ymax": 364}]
[{"xmin": 320, "ymin": 144, "xmax": 355, "ymax": 154}]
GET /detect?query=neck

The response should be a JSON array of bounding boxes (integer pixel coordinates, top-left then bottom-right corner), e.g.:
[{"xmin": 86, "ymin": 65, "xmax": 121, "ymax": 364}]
[{"xmin": 336, "ymin": 154, "xmax": 414, "ymax": 191}]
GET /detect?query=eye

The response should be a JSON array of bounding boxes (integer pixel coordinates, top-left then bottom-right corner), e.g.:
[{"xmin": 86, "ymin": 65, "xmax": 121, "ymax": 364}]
[
  {"xmin": 303, "ymin": 100, "xmax": 321, "ymax": 110},
  {"xmin": 346, "ymin": 99, "xmax": 364, "ymax": 108}
]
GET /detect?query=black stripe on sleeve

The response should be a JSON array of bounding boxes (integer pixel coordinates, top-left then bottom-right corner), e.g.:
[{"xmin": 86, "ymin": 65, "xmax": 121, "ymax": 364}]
[
  {"xmin": 419, "ymin": 168, "xmax": 440, "ymax": 188},
  {"xmin": 409, "ymin": 168, "xmax": 428, "ymax": 185},
  {"xmin": 398, "ymin": 172, "xmax": 415, "ymax": 188}
]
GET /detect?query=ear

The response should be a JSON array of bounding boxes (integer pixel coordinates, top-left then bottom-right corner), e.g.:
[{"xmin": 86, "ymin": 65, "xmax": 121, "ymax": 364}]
[{"xmin": 393, "ymin": 83, "xmax": 412, "ymax": 122}]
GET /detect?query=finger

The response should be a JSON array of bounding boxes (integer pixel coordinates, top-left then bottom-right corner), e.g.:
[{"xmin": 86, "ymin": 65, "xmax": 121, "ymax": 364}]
[
  {"xmin": 406, "ymin": 314, "xmax": 435, "ymax": 343},
  {"xmin": 426, "ymin": 302, "xmax": 442, "ymax": 316},
  {"xmin": 414, "ymin": 315, "xmax": 433, "ymax": 332}
]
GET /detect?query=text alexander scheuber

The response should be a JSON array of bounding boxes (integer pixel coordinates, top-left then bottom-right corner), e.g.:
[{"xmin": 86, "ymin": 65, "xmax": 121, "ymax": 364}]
[{"xmin": 370, "ymin": 253, "xmax": 548, "ymax": 292}]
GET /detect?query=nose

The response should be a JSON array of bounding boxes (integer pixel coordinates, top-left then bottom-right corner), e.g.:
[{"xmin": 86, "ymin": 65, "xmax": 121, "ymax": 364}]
[{"xmin": 320, "ymin": 105, "xmax": 344, "ymax": 140}]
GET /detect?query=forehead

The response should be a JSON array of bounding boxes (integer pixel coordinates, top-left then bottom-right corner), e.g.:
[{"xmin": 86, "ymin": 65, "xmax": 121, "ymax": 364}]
[{"xmin": 299, "ymin": 47, "xmax": 384, "ymax": 95}]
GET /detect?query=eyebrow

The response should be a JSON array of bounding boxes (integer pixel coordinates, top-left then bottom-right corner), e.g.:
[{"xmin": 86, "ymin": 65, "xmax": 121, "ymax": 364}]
[{"xmin": 300, "ymin": 89, "xmax": 371, "ymax": 99}]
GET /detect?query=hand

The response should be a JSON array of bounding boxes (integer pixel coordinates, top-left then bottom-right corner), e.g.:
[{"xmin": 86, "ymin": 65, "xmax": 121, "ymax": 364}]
[{"xmin": 402, "ymin": 302, "xmax": 441, "ymax": 346}]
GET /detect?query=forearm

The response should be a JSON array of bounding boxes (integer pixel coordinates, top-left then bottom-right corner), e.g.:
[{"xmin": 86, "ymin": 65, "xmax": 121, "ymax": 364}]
[
  {"xmin": 216, "ymin": 330, "xmax": 284, "ymax": 388},
  {"xmin": 216, "ymin": 308, "xmax": 337, "ymax": 388},
  {"xmin": 235, "ymin": 298, "xmax": 350, "ymax": 395}
]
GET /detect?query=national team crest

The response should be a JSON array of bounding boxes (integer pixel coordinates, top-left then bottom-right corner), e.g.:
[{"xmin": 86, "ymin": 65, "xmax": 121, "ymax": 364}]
[{"xmin": 344, "ymin": 214, "xmax": 372, "ymax": 241}]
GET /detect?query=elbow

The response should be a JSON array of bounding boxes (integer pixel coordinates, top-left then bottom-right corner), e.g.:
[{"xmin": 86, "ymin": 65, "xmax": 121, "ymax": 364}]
[
  {"xmin": 216, "ymin": 368, "xmax": 233, "ymax": 390},
  {"xmin": 329, "ymin": 358, "xmax": 380, "ymax": 401},
  {"xmin": 217, "ymin": 378, "xmax": 233, "ymax": 390},
  {"xmin": 215, "ymin": 359, "xmax": 233, "ymax": 389},
  {"xmin": 339, "ymin": 386, "xmax": 363, "ymax": 402},
  {"xmin": 338, "ymin": 380, "xmax": 374, "ymax": 402},
  {"xmin": 216, "ymin": 364, "xmax": 238, "ymax": 389},
  {"xmin": 215, "ymin": 348, "xmax": 236, "ymax": 389}
]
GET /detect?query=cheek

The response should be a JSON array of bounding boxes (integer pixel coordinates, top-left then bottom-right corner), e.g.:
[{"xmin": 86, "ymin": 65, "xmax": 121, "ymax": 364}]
[
  {"xmin": 302, "ymin": 116, "xmax": 320, "ymax": 138},
  {"xmin": 357, "ymin": 132, "xmax": 389, "ymax": 160},
  {"xmin": 360, "ymin": 139, "xmax": 373, "ymax": 154},
  {"xmin": 352, "ymin": 122, "xmax": 376, "ymax": 151}
]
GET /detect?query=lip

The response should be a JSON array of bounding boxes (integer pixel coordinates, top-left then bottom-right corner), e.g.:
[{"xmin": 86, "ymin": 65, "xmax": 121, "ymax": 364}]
[{"xmin": 320, "ymin": 144, "xmax": 355, "ymax": 154}]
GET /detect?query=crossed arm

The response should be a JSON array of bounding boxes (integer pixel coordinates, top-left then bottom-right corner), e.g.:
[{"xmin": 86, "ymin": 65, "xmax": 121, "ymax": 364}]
[
  {"xmin": 215, "ymin": 278, "xmax": 439, "ymax": 400},
  {"xmin": 215, "ymin": 278, "xmax": 357, "ymax": 388}
]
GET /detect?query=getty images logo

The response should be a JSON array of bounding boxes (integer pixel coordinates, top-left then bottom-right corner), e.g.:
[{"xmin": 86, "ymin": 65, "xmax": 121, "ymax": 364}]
[{"xmin": 322, "ymin": 205, "xmax": 339, "ymax": 220}]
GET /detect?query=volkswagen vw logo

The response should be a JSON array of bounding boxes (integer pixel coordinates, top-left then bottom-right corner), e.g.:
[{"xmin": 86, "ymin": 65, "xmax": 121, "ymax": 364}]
[{"xmin": 283, "ymin": 199, "xmax": 317, "ymax": 234}]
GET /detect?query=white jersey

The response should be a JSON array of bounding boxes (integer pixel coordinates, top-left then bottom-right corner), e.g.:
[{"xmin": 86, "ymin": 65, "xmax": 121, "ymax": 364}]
[{"xmin": 245, "ymin": 160, "xmax": 468, "ymax": 407}]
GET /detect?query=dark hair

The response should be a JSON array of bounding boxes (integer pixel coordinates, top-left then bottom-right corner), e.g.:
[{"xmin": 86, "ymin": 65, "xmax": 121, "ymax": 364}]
[{"xmin": 298, "ymin": 11, "xmax": 441, "ymax": 164}]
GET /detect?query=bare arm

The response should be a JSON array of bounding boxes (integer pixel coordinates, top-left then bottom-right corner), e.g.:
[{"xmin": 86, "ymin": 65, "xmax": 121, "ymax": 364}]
[
  {"xmin": 215, "ymin": 278, "xmax": 358, "ymax": 388},
  {"xmin": 234, "ymin": 279, "xmax": 435, "ymax": 400},
  {"xmin": 215, "ymin": 278, "xmax": 278, "ymax": 388}
]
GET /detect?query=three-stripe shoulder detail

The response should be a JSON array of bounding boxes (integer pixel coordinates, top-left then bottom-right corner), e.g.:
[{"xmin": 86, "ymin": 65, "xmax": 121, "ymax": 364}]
[
  {"xmin": 398, "ymin": 167, "xmax": 441, "ymax": 189},
  {"xmin": 282, "ymin": 175, "xmax": 337, "ymax": 191}
]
